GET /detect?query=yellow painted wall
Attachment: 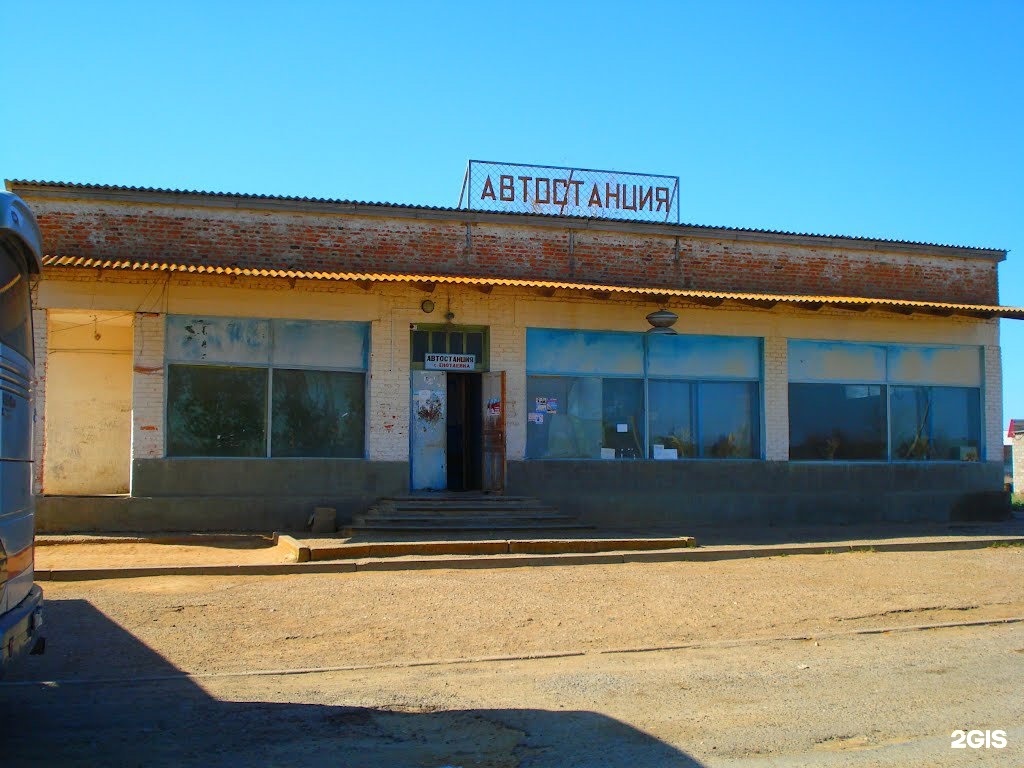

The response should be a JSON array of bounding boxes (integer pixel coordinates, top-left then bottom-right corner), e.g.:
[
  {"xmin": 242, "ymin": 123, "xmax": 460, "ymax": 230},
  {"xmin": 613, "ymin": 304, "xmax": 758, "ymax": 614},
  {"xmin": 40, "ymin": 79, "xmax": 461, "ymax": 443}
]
[
  {"xmin": 44, "ymin": 312, "xmax": 133, "ymax": 494},
  {"xmin": 35, "ymin": 272, "xmax": 1004, "ymax": 466}
]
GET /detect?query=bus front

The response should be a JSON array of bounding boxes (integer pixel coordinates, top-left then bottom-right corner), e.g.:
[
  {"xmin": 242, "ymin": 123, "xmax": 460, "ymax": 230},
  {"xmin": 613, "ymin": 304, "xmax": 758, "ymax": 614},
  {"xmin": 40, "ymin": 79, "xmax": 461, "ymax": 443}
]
[{"xmin": 0, "ymin": 191, "xmax": 44, "ymax": 672}]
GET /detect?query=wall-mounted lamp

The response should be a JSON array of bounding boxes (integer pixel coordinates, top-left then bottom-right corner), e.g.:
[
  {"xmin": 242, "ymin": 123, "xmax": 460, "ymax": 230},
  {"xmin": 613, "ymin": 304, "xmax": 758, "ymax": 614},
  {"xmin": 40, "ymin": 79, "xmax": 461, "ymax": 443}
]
[
  {"xmin": 645, "ymin": 309, "xmax": 678, "ymax": 335},
  {"xmin": 420, "ymin": 299, "xmax": 435, "ymax": 314}
]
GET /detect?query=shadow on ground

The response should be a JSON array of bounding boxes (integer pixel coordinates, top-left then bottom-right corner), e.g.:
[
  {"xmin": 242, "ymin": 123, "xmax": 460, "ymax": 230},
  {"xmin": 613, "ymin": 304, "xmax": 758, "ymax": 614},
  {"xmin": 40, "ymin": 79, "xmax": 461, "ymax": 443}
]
[{"xmin": 1, "ymin": 599, "xmax": 704, "ymax": 767}]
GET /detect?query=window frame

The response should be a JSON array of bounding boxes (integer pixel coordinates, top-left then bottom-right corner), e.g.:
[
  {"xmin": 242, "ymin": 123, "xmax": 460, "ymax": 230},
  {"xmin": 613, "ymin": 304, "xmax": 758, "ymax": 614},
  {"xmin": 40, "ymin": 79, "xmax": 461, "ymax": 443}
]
[
  {"xmin": 410, "ymin": 324, "xmax": 489, "ymax": 372},
  {"xmin": 164, "ymin": 316, "xmax": 370, "ymax": 459},
  {"xmin": 525, "ymin": 328, "xmax": 764, "ymax": 461},
  {"xmin": 787, "ymin": 340, "xmax": 985, "ymax": 463}
]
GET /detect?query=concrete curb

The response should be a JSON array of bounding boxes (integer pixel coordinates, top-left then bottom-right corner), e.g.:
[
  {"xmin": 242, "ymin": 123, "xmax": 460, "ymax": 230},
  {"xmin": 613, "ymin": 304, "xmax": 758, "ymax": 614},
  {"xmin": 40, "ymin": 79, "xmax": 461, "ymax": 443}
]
[
  {"xmin": 33, "ymin": 535, "xmax": 1024, "ymax": 580},
  {"xmin": 36, "ymin": 533, "xmax": 273, "ymax": 547},
  {"xmin": 274, "ymin": 533, "xmax": 310, "ymax": 563},
  {"xmin": 304, "ymin": 536, "xmax": 697, "ymax": 561}
]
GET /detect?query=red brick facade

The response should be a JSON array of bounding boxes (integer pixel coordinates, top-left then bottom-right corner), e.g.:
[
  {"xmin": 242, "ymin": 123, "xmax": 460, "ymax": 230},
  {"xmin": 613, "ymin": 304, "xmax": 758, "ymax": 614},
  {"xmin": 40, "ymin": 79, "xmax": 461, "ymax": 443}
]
[{"xmin": 21, "ymin": 192, "xmax": 1002, "ymax": 305}]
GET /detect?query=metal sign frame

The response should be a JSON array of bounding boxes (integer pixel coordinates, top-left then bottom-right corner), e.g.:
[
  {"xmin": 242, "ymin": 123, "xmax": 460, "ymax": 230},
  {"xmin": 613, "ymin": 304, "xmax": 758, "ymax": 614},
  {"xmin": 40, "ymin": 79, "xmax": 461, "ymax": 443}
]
[{"xmin": 459, "ymin": 160, "xmax": 680, "ymax": 224}]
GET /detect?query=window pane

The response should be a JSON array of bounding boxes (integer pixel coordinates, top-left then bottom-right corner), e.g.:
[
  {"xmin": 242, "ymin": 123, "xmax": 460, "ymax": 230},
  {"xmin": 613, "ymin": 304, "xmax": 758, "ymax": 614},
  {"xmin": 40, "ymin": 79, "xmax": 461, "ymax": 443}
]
[
  {"xmin": 789, "ymin": 383, "xmax": 886, "ymax": 460},
  {"xmin": 648, "ymin": 334, "xmax": 759, "ymax": 379},
  {"xmin": 892, "ymin": 386, "xmax": 980, "ymax": 461},
  {"xmin": 890, "ymin": 386, "xmax": 932, "ymax": 460},
  {"xmin": 271, "ymin": 369, "xmax": 365, "ymax": 458},
  {"xmin": 526, "ymin": 376, "xmax": 599, "ymax": 458},
  {"xmin": 0, "ymin": 248, "xmax": 31, "ymax": 361},
  {"xmin": 701, "ymin": 381, "xmax": 759, "ymax": 459},
  {"xmin": 271, "ymin": 319, "xmax": 368, "ymax": 369},
  {"xmin": 887, "ymin": 346, "xmax": 981, "ymax": 387},
  {"xmin": 931, "ymin": 387, "xmax": 980, "ymax": 461},
  {"xmin": 430, "ymin": 331, "xmax": 447, "ymax": 353},
  {"xmin": 602, "ymin": 378, "xmax": 644, "ymax": 459},
  {"xmin": 411, "ymin": 331, "xmax": 428, "ymax": 364},
  {"xmin": 648, "ymin": 380, "xmax": 695, "ymax": 458},
  {"xmin": 526, "ymin": 328, "xmax": 644, "ymax": 375},
  {"xmin": 466, "ymin": 332, "xmax": 483, "ymax": 362},
  {"xmin": 167, "ymin": 365, "xmax": 267, "ymax": 457},
  {"xmin": 449, "ymin": 333, "xmax": 464, "ymax": 354},
  {"xmin": 166, "ymin": 316, "xmax": 270, "ymax": 364},
  {"xmin": 788, "ymin": 340, "xmax": 886, "ymax": 383},
  {"xmin": 526, "ymin": 376, "xmax": 642, "ymax": 459}
]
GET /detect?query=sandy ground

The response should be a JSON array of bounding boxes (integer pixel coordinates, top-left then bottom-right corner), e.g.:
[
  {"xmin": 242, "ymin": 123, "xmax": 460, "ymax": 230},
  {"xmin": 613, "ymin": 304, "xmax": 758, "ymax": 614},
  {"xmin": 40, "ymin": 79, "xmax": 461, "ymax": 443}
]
[
  {"xmin": 12, "ymin": 547, "xmax": 1024, "ymax": 677},
  {"xmin": 4, "ymin": 547, "xmax": 1023, "ymax": 766},
  {"xmin": 34, "ymin": 538, "xmax": 285, "ymax": 569}
]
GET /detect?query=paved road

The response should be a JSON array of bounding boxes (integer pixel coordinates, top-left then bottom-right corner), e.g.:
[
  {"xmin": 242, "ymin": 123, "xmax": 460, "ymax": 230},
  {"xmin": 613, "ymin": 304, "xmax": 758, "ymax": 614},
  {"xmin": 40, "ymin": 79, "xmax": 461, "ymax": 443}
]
[{"xmin": 3, "ymin": 552, "xmax": 1023, "ymax": 766}]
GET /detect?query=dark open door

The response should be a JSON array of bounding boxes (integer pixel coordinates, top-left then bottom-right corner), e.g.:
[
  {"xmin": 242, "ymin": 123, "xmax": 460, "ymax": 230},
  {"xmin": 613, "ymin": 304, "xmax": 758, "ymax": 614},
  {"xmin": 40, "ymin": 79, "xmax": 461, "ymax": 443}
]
[{"xmin": 481, "ymin": 370, "xmax": 506, "ymax": 492}]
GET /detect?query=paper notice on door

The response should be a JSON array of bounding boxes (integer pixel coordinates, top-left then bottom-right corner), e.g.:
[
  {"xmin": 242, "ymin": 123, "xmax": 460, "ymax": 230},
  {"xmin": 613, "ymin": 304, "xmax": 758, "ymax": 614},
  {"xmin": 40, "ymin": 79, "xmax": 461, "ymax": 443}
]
[
  {"xmin": 600, "ymin": 448, "xmax": 616, "ymax": 459},
  {"xmin": 528, "ymin": 412, "xmax": 544, "ymax": 425},
  {"xmin": 616, "ymin": 423, "xmax": 628, "ymax": 433}
]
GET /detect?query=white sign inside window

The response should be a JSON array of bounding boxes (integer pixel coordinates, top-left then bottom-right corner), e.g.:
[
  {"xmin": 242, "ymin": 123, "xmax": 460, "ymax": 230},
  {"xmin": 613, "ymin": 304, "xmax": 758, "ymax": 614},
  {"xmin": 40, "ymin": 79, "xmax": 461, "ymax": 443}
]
[{"xmin": 425, "ymin": 353, "xmax": 476, "ymax": 371}]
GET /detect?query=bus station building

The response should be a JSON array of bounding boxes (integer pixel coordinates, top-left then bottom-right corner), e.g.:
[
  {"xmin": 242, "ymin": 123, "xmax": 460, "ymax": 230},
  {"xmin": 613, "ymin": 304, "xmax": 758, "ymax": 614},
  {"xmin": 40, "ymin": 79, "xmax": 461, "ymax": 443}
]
[{"xmin": 7, "ymin": 178, "xmax": 1023, "ymax": 532}]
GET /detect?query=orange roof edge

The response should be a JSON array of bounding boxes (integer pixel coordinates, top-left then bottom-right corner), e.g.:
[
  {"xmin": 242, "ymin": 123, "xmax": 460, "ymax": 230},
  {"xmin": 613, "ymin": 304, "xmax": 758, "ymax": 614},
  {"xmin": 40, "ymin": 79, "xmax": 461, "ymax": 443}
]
[{"xmin": 38, "ymin": 255, "xmax": 1024, "ymax": 320}]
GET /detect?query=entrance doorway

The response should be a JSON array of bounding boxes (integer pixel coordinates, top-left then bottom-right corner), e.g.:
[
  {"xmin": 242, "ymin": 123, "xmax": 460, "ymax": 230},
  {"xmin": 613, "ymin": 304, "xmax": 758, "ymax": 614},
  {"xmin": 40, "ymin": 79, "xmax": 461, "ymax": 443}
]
[
  {"xmin": 446, "ymin": 373, "xmax": 482, "ymax": 491},
  {"xmin": 410, "ymin": 369, "xmax": 505, "ymax": 492}
]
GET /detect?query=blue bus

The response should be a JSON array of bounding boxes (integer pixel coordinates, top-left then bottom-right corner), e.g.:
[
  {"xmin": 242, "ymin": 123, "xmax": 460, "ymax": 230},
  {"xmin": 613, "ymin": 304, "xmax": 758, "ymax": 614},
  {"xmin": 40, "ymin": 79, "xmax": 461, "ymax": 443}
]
[{"xmin": 0, "ymin": 191, "xmax": 44, "ymax": 672}]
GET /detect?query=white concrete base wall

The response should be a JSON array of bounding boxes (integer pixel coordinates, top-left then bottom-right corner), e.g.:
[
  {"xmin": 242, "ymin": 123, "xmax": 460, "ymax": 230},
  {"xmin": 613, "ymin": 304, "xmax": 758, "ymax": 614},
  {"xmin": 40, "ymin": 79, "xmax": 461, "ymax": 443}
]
[{"xmin": 41, "ymin": 311, "xmax": 133, "ymax": 494}]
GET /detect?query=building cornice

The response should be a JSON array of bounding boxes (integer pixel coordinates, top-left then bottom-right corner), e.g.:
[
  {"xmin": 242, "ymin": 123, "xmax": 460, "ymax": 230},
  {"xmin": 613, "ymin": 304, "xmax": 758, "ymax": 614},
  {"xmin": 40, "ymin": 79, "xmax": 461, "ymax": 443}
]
[{"xmin": 6, "ymin": 180, "xmax": 1008, "ymax": 262}]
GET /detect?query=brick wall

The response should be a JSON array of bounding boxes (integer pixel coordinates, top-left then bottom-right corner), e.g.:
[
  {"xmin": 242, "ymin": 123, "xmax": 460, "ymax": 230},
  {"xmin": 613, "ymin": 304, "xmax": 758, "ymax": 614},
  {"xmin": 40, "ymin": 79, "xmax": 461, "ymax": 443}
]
[
  {"xmin": 30, "ymin": 306, "xmax": 47, "ymax": 494},
  {"xmin": 131, "ymin": 312, "xmax": 164, "ymax": 465},
  {"xmin": 1015, "ymin": 435, "xmax": 1024, "ymax": 493},
  {"xmin": 983, "ymin": 345, "xmax": 1003, "ymax": 463},
  {"xmin": 763, "ymin": 336, "xmax": 789, "ymax": 461},
  {"xmin": 23, "ymin": 197, "xmax": 1000, "ymax": 305}
]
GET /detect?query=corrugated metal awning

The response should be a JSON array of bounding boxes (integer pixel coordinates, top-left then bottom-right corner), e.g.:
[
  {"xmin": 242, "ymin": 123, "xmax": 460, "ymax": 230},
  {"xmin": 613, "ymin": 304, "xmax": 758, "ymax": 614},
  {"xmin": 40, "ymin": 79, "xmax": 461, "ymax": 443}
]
[{"xmin": 40, "ymin": 255, "xmax": 1024, "ymax": 320}]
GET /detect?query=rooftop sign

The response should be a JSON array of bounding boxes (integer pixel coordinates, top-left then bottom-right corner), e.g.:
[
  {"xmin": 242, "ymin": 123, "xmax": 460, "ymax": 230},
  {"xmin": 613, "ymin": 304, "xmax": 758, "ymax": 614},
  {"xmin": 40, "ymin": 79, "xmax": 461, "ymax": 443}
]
[{"xmin": 459, "ymin": 160, "xmax": 680, "ymax": 223}]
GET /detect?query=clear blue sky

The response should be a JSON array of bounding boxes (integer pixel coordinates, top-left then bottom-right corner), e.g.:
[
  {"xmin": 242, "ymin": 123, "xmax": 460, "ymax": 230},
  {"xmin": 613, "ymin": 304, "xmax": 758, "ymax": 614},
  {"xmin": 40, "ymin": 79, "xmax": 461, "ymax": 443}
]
[{"xmin": 3, "ymin": 1, "xmax": 1022, "ymax": 437}]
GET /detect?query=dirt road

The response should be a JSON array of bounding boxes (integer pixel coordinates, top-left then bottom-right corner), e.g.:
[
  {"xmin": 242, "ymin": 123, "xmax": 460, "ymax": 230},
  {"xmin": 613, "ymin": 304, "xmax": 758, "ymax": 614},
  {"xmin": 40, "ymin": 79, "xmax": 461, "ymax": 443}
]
[{"xmin": 3, "ymin": 548, "xmax": 1023, "ymax": 765}]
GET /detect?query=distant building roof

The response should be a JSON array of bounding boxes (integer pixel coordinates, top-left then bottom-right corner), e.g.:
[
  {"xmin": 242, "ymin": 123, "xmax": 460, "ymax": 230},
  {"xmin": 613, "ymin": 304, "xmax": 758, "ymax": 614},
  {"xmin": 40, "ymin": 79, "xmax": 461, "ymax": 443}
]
[{"xmin": 1009, "ymin": 419, "xmax": 1024, "ymax": 437}]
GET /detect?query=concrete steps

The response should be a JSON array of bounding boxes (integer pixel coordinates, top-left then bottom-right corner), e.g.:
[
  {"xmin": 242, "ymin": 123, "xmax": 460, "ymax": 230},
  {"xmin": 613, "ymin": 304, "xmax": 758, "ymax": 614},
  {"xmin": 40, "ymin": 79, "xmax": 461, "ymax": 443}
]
[{"xmin": 350, "ymin": 495, "xmax": 590, "ymax": 533}]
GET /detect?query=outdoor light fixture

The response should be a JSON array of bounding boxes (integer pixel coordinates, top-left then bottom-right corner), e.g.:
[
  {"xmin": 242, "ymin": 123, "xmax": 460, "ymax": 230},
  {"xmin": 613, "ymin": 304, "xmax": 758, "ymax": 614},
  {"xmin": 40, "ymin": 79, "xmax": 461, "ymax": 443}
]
[
  {"xmin": 646, "ymin": 309, "xmax": 678, "ymax": 335},
  {"xmin": 420, "ymin": 299, "xmax": 435, "ymax": 313}
]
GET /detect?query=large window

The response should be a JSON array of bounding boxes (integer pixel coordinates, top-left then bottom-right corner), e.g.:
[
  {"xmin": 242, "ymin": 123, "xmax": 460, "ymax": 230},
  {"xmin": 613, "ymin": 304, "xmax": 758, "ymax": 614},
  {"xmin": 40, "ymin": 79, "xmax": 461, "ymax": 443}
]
[
  {"xmin": 647, "ymin": 334, "xmax": 761, "ymax": 460},
  {"xmin": 788, "ymin": 341, "xmax": 982, "ymax": 462},
  {"xmin": 165, "ymin": 316, "xmax": 368, "ymax": 458},
  {"xmin": 525, "ymin": 329, "xmax": 762, "ymax": 460}
]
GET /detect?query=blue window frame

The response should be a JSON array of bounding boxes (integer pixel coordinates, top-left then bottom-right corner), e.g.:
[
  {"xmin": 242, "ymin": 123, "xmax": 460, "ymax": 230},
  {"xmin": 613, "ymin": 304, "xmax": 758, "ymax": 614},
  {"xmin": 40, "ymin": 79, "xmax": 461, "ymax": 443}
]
[
  {"xmin": 165, "ymin": 316, "xmax": 369, "ymax": 458},
  {"xmin": 526, "ymin": 329, "xmax": 762, "ymax": 460},
  {"xmin": 788, "ymin": 340, "xmax": 983, "ymax": 462}
]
